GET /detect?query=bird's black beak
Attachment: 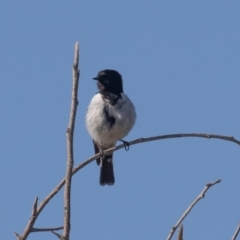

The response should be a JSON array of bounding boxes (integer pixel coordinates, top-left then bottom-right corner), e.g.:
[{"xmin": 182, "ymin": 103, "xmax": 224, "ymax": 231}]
[{"xmin": 93, "ymin": 77, "xmax": 99, "ymax": 80}]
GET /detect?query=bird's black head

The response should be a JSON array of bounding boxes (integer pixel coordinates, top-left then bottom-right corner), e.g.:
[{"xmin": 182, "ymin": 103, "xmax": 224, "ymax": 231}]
[{"xmin": 93, "ymin": 69, "xmax": 123, "ymax": 95}]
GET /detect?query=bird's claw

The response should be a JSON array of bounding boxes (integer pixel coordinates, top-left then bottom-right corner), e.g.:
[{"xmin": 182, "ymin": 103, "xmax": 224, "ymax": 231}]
[
  {"xmin": 120, "ymin": 139, "xmax": 130, "ymax": 151},
  {"xmin": 99, "ymin": 149, "xmax": 105, "ymax": 158}
]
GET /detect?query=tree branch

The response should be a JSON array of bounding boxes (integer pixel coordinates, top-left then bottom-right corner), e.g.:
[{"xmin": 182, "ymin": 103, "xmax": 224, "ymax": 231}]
[
  {"xmin": 51, "ymin": 230, "xmax": 63, "ymax": 240},
  {"xmin": 14, "ymin": 197, "xmax": 39, "ymax": 240},
  {"xmin": 166, "ymin": 179, "xmax": 221, "ymax": 240},
  {"xmin": 14, "ymin": 231, "xmax": 21, "ymax": 240},
  {"xmin": 31, "ymin": 226, "xmax": 63, "ymax": 232},
  {"xmin": 231, "ymin": 223, "xmax": 240, "ymax": 240},
  {"xmin": 17, "ymin": 132, "xmax": 238, "ymax": 239},
  {"xmin": 63, "ymin": 42, "xmax": 80, "ymax": 240},
  {"xmin": 72, "ymin": 133, "xmax": 240, "ymax": 174},
  {"xmin": 177, "ymin": 224, "xmax": 183, "ymax": 240},
  {"xmin": 14, "ymin": 42, "xmax": 80, "ymax": 240}
]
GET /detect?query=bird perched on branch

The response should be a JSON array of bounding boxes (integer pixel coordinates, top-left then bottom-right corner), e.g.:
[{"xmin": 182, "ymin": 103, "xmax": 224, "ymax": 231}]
[{"xmin": 86, "ymin": 69, "xmax": 136, "ymax": 186}]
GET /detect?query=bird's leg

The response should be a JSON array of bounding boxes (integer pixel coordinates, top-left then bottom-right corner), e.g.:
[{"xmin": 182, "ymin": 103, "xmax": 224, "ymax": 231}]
[
  {"xmin": 99, "ymin": 141, "xmax": 105, "ymax": 158},
  {"xmin": 119, "ymin": 139, "xmax": 130, "ymax": 151}
]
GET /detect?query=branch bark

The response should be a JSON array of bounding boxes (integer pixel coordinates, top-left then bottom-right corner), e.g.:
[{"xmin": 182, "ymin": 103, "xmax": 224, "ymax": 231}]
[
  {"xmin": 231, "ymin": 223, "xmax": 240, "ymax": 240},
  {"xmin": 16, "ymin": 132, "xmax": 238, "ymax": 239},
  {"xmin": 31, "ymin": 226, "xmax": 63, "ymax": 232},
  {"xmin": 51, "ymin": 230, "xmax": 63, "ymax": 239},
  {"xmin": 14, "ymin": 197, "xmax": 38, "ymax": 240},
  {"xmin": 177, "ymin": 224, "xmax": 183, "ymax": 240},
  {"xmin": 72, "ymin": 133, "xmax": 240, "ymax": 174},
  {"xmin": 166, "ymin": 179, "xmax": 221, "ymax": 240},
  {"xmin": 14, "ymin": 42, "xmax": 80, "ymax": 240},
  {"xmin": 63, "ymin": 42, "xmax": 80, "ymax": 240}
]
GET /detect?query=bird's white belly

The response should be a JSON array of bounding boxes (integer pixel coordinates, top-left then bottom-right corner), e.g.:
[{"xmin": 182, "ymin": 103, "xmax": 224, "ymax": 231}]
[{"xmin": 86, "ymin": 93, "xmax": 136, "ymax": 148}]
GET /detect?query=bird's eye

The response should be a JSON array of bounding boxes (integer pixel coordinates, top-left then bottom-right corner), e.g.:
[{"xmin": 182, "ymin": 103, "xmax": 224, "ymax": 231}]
[{"xmin": 104, "ymin": 79, "xmax": 109, "ymax": 83}]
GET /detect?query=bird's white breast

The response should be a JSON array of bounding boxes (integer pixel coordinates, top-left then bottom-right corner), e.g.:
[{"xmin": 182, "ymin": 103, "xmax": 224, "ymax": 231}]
[{"xmin": 86, "ymin": 93, "xmax": 136, "ymax": 148}]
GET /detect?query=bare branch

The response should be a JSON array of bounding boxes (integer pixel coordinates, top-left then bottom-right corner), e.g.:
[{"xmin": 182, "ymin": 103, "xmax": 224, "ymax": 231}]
[
  {"xmin": 14, "ymin": 197, "xmax": 39, "ymax": 240},
  {"xmin": 63, "ymin": 42, "xmax": 80, "ymax": 240},
  {"xmin": 31, "ymin": 226, "xmax": 63, "ymax": 232},
  {"xmin": 37, "ymin": 179, "xmax": 65, "ymax": 215},
  {"xmin": 73, "ymin": 133, "xmax": 240, "ymax": 174},
  {"xmin": 105, "ymin": 133, "xmax": 240, "ymax": 155},
  {"xmin": 177, "ymin": 224, "xmax": 183, "ymax": 240},
  {"xmin": 51, "ymin": 230, "xmax": 63, "ymax": 240},
  {"xmin": 166, "ymin": 179, "xmax": 221, "ymax": 240},
  {"xmin": 17, "ymin": 132, "xmax": 238, "ymax": 240},
  {"xmin": 15, "ymin": 42, "xmax": 80, "ymax": 240},
  {"xmin": 14, "ymin": 231, "xmax": 21, "ymax": 240},
  {"xmin": 32, "ymin": 197, "xmax": 38, "ymax": 216},
  {"xmin": 232, "ymin": 223, "xmax": 240, "ymax": 240}
]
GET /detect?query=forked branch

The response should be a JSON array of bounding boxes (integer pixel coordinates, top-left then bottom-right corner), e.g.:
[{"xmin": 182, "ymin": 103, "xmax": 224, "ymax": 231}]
[
  {"xmin": 15, "ymin": 132, "xmax": 239, "ymax": 239},
  {"xmin": 63, "ymin": 42, "xmax": 80, "ymax": 240},
  {"xmin": 15, "ymin": 44, "xmax": 240, "ymax": 240},
  {"xmin": 166, "ymin": 179, "xmax": 221, "ymax": 240},
  {"xmin": 14, "ymin": 42, "xmax": 80, "ymax": 240}
]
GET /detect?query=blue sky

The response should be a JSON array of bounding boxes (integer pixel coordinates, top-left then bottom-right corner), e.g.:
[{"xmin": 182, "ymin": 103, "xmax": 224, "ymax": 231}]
[{"xmin": 1, "ymin": 1, "xmax": 240, "ymax": 239}]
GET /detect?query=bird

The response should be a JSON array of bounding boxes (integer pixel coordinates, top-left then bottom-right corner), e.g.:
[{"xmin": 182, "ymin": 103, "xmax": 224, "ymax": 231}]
[{"xmin": 86, "ymin": 69, "xmax": 136, "ymax": 186}]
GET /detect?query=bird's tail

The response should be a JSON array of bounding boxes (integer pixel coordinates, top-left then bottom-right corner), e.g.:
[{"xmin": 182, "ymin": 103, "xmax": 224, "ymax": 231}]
[{"xmin": 100, "ymin": 155, "xmax": 115, "ymax": 186}]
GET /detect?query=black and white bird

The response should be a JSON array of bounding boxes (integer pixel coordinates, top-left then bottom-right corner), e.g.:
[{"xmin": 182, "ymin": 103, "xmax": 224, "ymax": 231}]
[{"xmin": 86, "ymin": 69, "xmax": 136, "ymax": 186}]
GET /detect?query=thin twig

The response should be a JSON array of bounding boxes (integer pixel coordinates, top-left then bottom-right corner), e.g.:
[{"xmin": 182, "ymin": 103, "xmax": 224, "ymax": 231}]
[
  {"xmin": 63, "ymin": 42, "xmax": 80, "ymax": 240},
  {"xmin": 51, "ymin": 230, "xmax": 63, "ymax": 240},
  {"xmin": 14, "ymin": 42, "xmax": 80, "ymax": 240},
  {"xmin": 15, "ymin": 197, "xmax": 39, "ymax": 240},
  {"xmin": 17, "ymin": 132, "xmax": 239, "ymax": 240},
  {"xmin": 17, "ymin": 132, "xmax": 238, "ymax": 239},
  {"xmin": 14, "ymin": 231, "xmax": 21, "ymax": 240},
  {"xmin": 72, "ymin": 133, "xmax": 240, "ymax": 174},
  {"xmin": 31, "ymin": 226, "xmax": 63, "ymax": 232},
  {"xmin": 166, "ymin": 179, "xmax": 221, "ymax": 240},
  {"xmin": 177, "ymin": 224, "xmax": 183, "ymax": 240},
  {"xmin": 231, "ymin": 223, "xmax": 240, "ymax": 240}
]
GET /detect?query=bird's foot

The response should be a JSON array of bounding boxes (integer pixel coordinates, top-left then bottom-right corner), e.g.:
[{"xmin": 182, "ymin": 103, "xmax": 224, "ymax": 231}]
[
  {"xmin": 99, "ymin": 141, "xmax": 106, "ymax": 158},
  {"xmin": 99, "ymin": 149, "xmax": 105, "ymax": 158},
  {"xmin": 119, "ymin": 139, "xmax": 130, "ymax": 151}
]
